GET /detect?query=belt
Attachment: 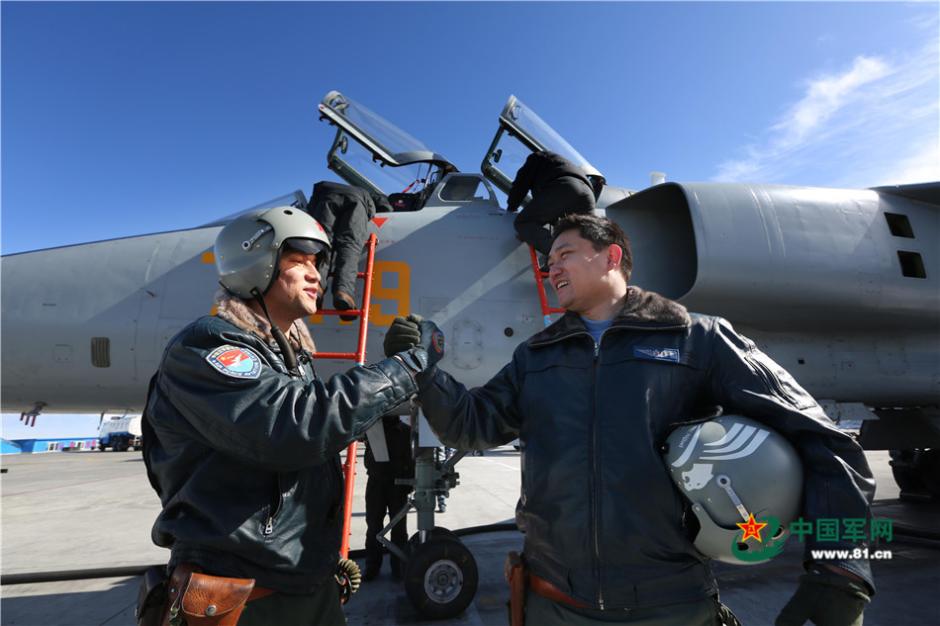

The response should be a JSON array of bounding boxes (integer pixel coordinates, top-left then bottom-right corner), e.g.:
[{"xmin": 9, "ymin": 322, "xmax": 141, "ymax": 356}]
[
  {"xmin": 528, "ymin": 573, "xmax": 590, "ymax": 609},
  {"xmin": 248, "ymin": 587, "xmax": 274, "ymax": 602}
]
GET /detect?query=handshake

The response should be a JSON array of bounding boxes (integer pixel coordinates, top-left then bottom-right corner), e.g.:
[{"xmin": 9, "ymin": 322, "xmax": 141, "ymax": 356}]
[{"xmin": 383, "ymin": 315, "xmax": 445, "ymax": 372}]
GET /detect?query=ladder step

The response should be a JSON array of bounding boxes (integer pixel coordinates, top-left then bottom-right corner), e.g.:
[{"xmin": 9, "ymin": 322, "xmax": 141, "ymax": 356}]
[
  {"xmin": 316, "ymin": 308, "xmax": 365, "ymax": 317},
  {"xmin": 313, "ymin": 352, "xmax": 358, "ymax": 360}
]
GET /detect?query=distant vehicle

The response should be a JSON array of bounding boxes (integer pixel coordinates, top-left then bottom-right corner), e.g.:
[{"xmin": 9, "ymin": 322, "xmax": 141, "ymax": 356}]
[{"xmin": 98, "ymin": 415, "xmax": 142, "ymax": 452}]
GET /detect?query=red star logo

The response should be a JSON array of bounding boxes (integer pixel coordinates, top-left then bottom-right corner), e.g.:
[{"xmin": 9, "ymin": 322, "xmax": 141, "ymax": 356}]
[{"xmin": 737, "ymin": 514, "xmax": 768, "ymax": 543}]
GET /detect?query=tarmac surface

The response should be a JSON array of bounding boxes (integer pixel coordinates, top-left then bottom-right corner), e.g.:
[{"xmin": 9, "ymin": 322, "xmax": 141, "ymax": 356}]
[{"xmin": 2, "ymin": 448, "xmax": 938, "ymax": 626}]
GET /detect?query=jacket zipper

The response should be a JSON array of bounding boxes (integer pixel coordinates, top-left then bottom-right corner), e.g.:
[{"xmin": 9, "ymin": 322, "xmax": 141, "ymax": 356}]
[
  {"xmin": 263, "ymin": 474, "xmax": 284, "ymax": 536},
  {"xmin": 592, "ymin": 331, "xmax": 606, "ymax": 610},
  {"xmin": 536, "ymin": 325, "xmax": 675, "ymax": 610}
]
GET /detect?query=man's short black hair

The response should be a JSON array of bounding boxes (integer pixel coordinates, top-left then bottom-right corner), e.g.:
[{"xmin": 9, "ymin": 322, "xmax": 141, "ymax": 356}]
[{"xmin": 552, "ymin": 213, "xmax": 632, "ymax": 282}]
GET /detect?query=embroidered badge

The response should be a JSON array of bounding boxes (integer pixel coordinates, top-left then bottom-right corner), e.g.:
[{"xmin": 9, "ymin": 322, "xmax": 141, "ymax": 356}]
[
  {"xmin": 431, "ymin": 329, "xmax": 445, "ymax": 355},
  {"xmin": 633, "ymin": 346, "xmax": 681, "ymax": 363},
  {"xmin": 206, "ymin": 345, "xmax": 262, "ymax": 379}
]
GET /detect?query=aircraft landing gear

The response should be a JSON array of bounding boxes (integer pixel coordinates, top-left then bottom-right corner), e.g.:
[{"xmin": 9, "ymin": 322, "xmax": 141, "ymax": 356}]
[
  {"xmin": 374, "ymin": 414, "xmax": 479, "ymax": 619},
  {"xmin": 404, "ymin": 534, "xmax": 478, "ymax": 620},
  {"xmin": 890, "ymin": 449, "xmax": 940, "ymax": 500}
]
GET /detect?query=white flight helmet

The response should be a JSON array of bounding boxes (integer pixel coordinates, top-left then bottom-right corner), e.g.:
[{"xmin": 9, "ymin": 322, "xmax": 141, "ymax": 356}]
[
  {"xmin": 215, "ymin": 206, "xmax": 331, "ymax": 299},
  {"xmin": 663, "ymin": 415, "xmax": 803, "ymax": 565}
]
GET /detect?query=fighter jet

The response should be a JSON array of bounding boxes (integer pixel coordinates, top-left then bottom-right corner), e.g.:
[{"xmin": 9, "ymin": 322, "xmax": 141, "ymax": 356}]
[
  {"xmin": 3, "ymin": 86, "xmax": 938, "ymax": 469},
  {"xmin": 2, "ymin": 91, "xmax": 938, "ymax": 615}
]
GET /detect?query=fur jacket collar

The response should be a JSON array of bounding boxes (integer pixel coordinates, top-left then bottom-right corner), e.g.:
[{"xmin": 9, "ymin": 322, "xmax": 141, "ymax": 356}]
[
  {"xmin": 528, "ymin": 286, "xmax": 691, "ymax": 347},
  {"xmin": 214, "ymin": 289, "xmax": 316, "ymax": 354}
]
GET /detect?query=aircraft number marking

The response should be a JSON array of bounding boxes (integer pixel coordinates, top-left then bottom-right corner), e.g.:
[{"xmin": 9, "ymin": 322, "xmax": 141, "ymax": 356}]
[{"xmin": 308, "ymin": 260, "xmax": 410, "ymax": 328}]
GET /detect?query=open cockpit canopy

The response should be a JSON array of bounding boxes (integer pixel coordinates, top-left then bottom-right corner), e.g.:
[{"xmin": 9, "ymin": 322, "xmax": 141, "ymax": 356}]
[
  {"xmin": 481, "ymin": 95, "xmax": 605, "ymax": 196},
  {"xmin": 318, "ymin": 91, "xmax": 458, "ymax": 204}
]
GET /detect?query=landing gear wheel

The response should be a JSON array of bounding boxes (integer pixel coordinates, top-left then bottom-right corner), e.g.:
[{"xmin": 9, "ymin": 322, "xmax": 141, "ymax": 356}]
[
  {"xmin": 890, "ymin": 450, "xmax": 923, "ymax": 493},
  {"xmin": 408, "ymin": 526, "xmax": 460, "ymax": 550},
  {"xmin": 918, "ymin": 450, "xmax": 940, "ymax": 500},
  {"xmin": 404, "ymin": 537, "xmax": 478, "ymax": 619},
  {"xmin": 891, "ymin": 449, "xmax": 939, "ymax": 500}
]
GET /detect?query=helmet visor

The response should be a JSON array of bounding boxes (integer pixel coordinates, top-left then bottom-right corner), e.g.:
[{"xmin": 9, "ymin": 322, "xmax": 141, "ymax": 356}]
[{"xmin": 283, "ymin": 237, "xmax": 329, "ymax": 258}]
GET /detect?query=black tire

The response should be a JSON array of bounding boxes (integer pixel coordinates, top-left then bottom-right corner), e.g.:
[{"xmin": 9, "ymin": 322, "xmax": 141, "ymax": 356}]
[
  {"xmin": 113, "ymin": 437, "xmax": 129, "ymax": 453},
  {"xmin": 408, "ymin": 527, "xmax": 460, "ymax": 551},
  {"xmin": 404, "ymin": 537, "xmax": 478, "ymax": 620},
  {"xmin": 917, "ymin": 450, "xmax": 940, "ymax": 500},
  {"xmin": 98, "ymin": 443, "xmax": 105, "ymax": 452},
  {"xmin": 889, "ymin": 450, "xmax": 924, "ymax": 493}
]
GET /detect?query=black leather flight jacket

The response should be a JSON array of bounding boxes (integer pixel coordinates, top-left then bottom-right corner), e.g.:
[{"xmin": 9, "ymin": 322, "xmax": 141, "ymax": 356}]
[
  {"xmin": 143, "ymin": 315, "xmax": 418, "ymax": 593},
  {"xmin": 418, "ymin": 287, "xmax": 875, "ymax": 611}
]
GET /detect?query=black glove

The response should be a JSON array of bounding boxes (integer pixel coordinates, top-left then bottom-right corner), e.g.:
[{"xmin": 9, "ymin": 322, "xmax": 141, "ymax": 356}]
[
  {"xmin": 384, "ymin": 315, "xmax": 422, "ymax": 356},
  {"xmin": 335, "ymin": 558, "xmax": 361, "ymax": 605},
  {"xmin": 415, "ymin": 317, "xmax": 445, "ymax": 368},
  {"xmin": 776, "ymin": 570, "xmax": 870, "ymax": 626},
  {"xmin": 384, "ymin": 315, "xmax": 445, "ymax": 369}
]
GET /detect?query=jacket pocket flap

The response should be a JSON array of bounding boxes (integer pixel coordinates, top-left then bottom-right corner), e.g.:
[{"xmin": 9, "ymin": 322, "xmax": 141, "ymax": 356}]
[{"xmin": 181, "ymin": 573, "xmax": 255, "ymax": 617}]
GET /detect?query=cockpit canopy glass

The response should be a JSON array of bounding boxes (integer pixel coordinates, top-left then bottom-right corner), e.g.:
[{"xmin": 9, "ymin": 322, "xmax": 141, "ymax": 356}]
[
  {"xmin": 504, "ymin": 98, "xmax": 599, "ymax": 175},
  {"xmin": 319, "ymin": 91, "xmax": 455, "ymax": 168},
  {"xmin": 329, "ymin": 131, "xmax": 439, "ymax": 198},
  {"xmin": 482, "ymin": 96, "xmax": 603, "ymax": 197},
  {"xmin": 319, "ymin": 91, "xmax": 458, "ymax": 207},
  {"xmin": 323, "ymin": 92, "xmax": 430, "ymax": 160}
]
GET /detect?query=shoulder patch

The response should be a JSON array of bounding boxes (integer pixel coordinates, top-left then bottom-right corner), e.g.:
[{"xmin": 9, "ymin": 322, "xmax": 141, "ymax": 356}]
[
  {"xmin": 633, "ymin": 346, "xmax": 680, "ymax": 363},
  {"xmin": 205, "ymin": 345, "xmax": 262, "ymax": 379}
]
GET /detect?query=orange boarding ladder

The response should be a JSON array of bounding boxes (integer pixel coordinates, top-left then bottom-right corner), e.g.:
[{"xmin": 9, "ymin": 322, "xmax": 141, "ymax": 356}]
[
  {"xmin": 528, "ymin": 245, "xmax": 565, "ymax": 328},
  {"xmin": 313, "ymin": 233, "xmax": 378, "ymax": 559}
]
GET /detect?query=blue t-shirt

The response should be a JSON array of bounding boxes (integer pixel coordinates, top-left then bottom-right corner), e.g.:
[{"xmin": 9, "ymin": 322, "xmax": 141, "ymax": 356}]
[{"xmin": 581, "ymin": 316, "xmax": 613, "ymax": 346}]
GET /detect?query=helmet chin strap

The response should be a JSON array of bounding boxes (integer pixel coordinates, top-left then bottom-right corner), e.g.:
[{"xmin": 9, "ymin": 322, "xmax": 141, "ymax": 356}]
[{"xmin": 250, "ymin": 288, "xmax": 299, "ymax": 375}]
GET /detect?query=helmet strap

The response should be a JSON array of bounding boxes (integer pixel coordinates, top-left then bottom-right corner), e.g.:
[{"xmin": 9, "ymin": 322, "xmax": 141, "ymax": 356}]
[{"xmin": 250, "ymin": 288, "xmax": 300, "ymax": 375}]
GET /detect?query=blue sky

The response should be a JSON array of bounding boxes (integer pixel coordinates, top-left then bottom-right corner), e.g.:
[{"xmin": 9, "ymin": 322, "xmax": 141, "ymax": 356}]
[{"xmin": 2, "ymin": 2, "xmax": 938, "ymax": 436}]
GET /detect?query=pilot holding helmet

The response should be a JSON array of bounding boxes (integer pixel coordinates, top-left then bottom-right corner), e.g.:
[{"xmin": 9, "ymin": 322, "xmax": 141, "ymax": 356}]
[
  {"xmin": 384, "ymin": 213, "xmax": 874, "ymax": 626},
  {"xmin": 138, "ymin": 207, "xmax": 434, "ymax": 626}
]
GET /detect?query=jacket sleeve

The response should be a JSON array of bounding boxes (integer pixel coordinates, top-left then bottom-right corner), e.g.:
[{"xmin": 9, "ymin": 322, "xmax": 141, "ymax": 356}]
[
  {"xmin": 416, "ymin": 353, "xmax": 525, "ymax": 450},
  {"xmin": 706, "ymin": 317, "xmax": 875, "ymax": 592},
  {"xmin": 159, "ymin": 326, "xmax": 419, "ymax": 473},
  {"xmin": 506, "ymin": 153, "xmax": 538, "ymax": 212}
]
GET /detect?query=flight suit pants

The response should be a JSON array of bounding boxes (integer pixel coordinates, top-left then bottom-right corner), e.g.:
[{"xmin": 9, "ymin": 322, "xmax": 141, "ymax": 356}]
[
  {"xmin": 514, "ymin": 176, "xmax": 595, "ymax": 256},
  {"xmin": 308, "ymin": 182, "xmax": 374, "ymax": 298},
  {"xmin": 364, "ymin": 477, "xmax": 410, "ymax": 576},
  {"xmin": 238, "ymin": 580, "xmax": 345, "ymax": 626}
]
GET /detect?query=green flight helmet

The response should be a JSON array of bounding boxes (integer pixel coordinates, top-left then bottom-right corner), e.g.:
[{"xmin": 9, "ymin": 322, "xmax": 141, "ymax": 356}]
[
  {"xmin": 663, "ymin": 415, "xmax": 803, "ymax": 565},
  {"xmin": 215, "ymin": 206, "xmax": 331, "ymax": 299}
]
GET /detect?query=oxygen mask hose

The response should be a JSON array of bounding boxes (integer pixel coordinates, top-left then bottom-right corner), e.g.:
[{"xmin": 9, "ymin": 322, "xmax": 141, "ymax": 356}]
[{"xmin": 251, "ymin": 290, "xmax": 300, "ymax": 375}]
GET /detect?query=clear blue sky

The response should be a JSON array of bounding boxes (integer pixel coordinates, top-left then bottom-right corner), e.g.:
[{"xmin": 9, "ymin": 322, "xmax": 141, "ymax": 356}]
[
  {"xmin": 3, "ymin": 2, "xmax": 937, "ymax": 256},
  {"xmin": 2, "ymin": 2, "xmax": 938, "ymax": 436}
]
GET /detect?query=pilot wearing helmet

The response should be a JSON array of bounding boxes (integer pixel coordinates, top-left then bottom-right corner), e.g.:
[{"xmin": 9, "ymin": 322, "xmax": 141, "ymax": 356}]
[
  {"xmin": 138, "ymin": 207, "xmax": 435, "ymax": 626},
  {"xmin": 384, "ymin": 213, "xmax": 874, "ymax": 626}
]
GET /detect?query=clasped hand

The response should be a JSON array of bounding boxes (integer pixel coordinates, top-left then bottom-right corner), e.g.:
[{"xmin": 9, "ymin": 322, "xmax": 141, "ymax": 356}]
[{"xmin": 383, "ymin": 314, "xmax": 445, "ymax": 369}]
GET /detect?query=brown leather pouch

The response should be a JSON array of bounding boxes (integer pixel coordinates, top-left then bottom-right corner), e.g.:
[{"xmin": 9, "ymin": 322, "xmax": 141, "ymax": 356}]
[
  {"xmin": 164, "ymin": 564, "xmax": 256, "ymax": 626},
  {"xmin": 507, "ymin": 551, "xmax": 527, "ymax": 626}
]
